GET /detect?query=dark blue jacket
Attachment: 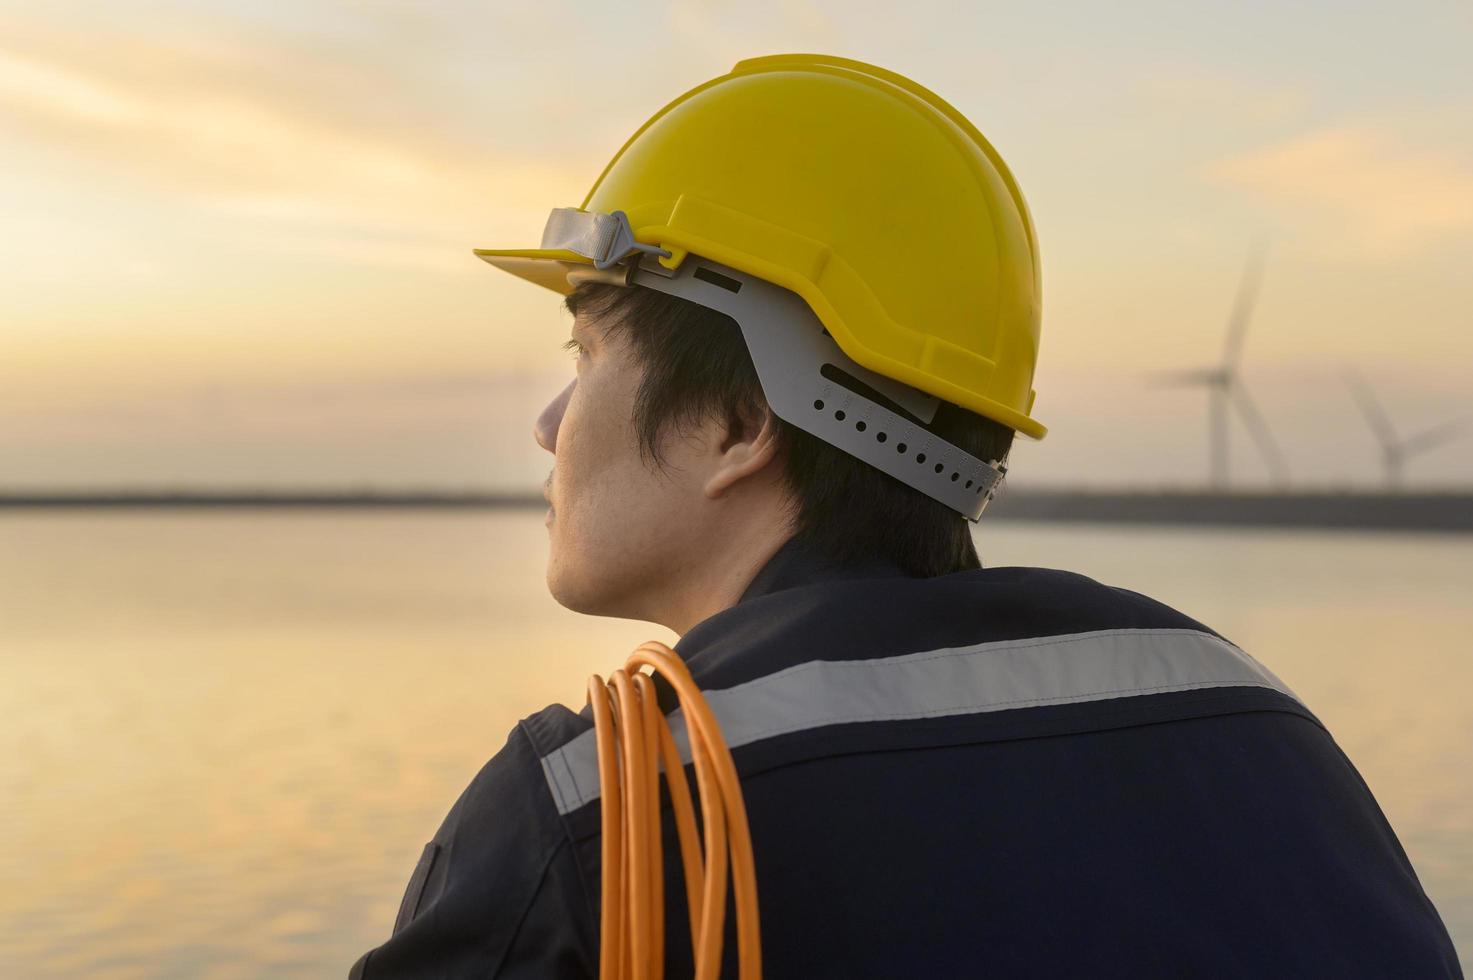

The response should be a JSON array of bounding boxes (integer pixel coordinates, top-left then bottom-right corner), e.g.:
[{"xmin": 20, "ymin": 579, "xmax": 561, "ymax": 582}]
[{"xmin": 350, "ymin": 535, "xmax": 1461, "ymax": 978}]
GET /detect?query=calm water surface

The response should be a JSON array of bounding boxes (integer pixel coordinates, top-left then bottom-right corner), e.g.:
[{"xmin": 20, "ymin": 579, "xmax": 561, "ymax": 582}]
[{"xmin": 2, "ymin": 512, "xmax": 1468, "ymax": 976}]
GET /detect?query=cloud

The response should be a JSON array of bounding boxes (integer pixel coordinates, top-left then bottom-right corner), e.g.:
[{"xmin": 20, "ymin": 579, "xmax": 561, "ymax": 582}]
[
  {"xmin": 0, "ymin": 368, "xmax": 561, "ymax": 439},
  {"xmin": 0, "ymin": 47, "xmax": 148, "ymax": 126},
  {"xmin": 1204, "ymin": 123, "xmax": 1473, "ymax": 257},
  {"xmin": 1135, "ymin": 64, "xmax": 1313, "ymax": 126},
  {"xmin": 0, "ymin": 31, "xmax": 589, "ymax": 250},
  {"xmin": 665, "ymin": 0, "xmax": 842, "ymax": 68}
]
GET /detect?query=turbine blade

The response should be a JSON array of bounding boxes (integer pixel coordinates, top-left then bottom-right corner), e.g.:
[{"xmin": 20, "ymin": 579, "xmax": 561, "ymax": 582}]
[
  {"xmin": 1144, "ymin": 368, "xmax": 1222, "ymax": 388},
  {"xmin": 1222, "ymin": 242, "xmax": 1268, "ymax": 370},
  {"xmin": 1341, "ymin": 370, "xmax": 1400, "ymax": 448},
  {"xmin": 1401, "ymin": 417, "xmax": 1469, "ymax": 456},
  {"xmin": 1230, "ymin": 382, "xmax": 1289, "ymax": 482}
]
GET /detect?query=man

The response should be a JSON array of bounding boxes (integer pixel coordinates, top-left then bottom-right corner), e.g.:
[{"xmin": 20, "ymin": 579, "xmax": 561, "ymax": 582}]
[{"xmin": 350, "ymin": 54, "xmax": 1460, "ymax": 977}]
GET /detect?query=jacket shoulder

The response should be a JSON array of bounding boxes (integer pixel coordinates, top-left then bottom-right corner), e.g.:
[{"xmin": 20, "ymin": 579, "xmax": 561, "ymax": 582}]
[
  {"xmin": 349, "ymin": 702, "xmax": 595, "ymax": 978},
  {"xmin": 679, "ymin": 563, "xmax": 1227, "ymax": 691}
]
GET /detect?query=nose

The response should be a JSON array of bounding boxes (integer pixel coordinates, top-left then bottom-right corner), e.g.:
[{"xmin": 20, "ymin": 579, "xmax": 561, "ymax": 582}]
[{"xmin": 534, "ymin": 379, "xmax": 575, "ymax": 455}]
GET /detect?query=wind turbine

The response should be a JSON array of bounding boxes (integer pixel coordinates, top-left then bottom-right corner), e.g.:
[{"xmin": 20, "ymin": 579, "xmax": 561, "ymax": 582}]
[
  {"xmin": 1146, "ymin": 244, "xmax": 1290, "ymax": 490},
  {"xmin": 1342, "ymin": 370, "xmax": 1468, "ymax": 490}
]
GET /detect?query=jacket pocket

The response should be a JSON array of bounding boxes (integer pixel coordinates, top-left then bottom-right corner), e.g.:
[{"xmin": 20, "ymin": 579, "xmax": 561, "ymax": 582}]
[{"xmin": 392, "ymin": 841, "xmax": 441, "ymax": 936}]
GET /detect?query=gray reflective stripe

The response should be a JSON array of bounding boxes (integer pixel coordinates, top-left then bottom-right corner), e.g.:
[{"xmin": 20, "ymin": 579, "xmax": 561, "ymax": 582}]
[{"xmin": 539, "ymin": 627, "xmax": 1299, "ymax": 816}]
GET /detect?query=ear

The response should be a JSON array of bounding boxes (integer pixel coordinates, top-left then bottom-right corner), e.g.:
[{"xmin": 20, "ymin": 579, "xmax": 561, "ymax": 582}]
[{"xmin": 703, "ymin": 404, "xmax": 782, "ymax": 500}]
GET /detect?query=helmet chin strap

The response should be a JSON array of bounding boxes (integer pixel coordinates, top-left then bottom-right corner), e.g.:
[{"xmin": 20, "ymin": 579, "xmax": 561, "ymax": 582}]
[{"xmin": 565, "ymin": 248, "xmax": 1008, "ymax": 521}]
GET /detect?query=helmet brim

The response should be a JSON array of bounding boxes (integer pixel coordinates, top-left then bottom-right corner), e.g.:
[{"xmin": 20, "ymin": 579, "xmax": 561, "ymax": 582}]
[{"xmin": 471, "ymin": 248, "xmax": 596, "ymax": 296}]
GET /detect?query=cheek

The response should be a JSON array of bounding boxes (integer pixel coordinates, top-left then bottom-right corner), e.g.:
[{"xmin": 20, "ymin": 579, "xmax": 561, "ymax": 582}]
[
  {"xmin": 579, "ymin": 365, "xmax": 637, "ymax": 437},
  {"xmin": 554, "ymin": 358, "xmax": 664, "ymax": 525},
  {"xmin": 553, "ymin": 377, "xmax": 591, "ymax": 457},
  {"xmin": 555, "ymin": 378, "xmax": 621, "ymax": 490}
]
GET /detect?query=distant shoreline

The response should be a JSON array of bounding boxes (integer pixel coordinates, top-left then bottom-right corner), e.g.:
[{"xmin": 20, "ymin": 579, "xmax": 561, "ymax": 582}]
[
  {"xmin": 2, "ymin": 488, "xmax": 1469, "ymax": 532},
  {"xmin": 987, "ymin": 488, "xmax": 1473, "ymax": 532},
  {"xmin": 0, "ymin": 491, "xmax": 543, "ymax": 510}
]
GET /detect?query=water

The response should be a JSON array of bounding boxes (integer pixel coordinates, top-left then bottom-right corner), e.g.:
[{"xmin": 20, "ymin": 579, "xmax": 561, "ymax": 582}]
[{"xmin": 1, "ymin": 512, "xmax": 1468, "ymax": 976}]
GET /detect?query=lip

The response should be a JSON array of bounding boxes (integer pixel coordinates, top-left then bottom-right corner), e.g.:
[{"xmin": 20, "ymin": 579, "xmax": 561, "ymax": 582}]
[{"xmin": 544, "ymin": 506, "xmax": 554, "ymax": 524}]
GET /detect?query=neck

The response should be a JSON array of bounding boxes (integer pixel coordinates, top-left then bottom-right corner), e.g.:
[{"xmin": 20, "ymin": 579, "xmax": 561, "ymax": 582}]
[{"xmin": 650, "ymin": 518, "xmax": 796, "ymax": 637}]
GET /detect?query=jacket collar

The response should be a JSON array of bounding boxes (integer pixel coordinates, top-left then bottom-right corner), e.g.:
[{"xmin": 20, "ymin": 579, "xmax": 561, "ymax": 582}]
[
  {"xmin": 589, "ymin": 536, "xmax": 916, "ymax": 717},
  {"xmin": 672, "ymin": 534, "xmax": 910, "ymax": 660},
  {"xmin": 735, "ymin": 533, "xmax": 910, "ymax": 605},
  {"xmin": 654, "ymin": 537, "xmax": 911, "ymax": 711}
]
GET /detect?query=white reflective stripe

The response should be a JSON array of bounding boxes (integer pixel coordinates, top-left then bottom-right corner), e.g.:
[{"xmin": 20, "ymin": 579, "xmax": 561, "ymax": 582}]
[{"xmin": 540, "ymin": 628, "xmax": 1299, "ymax": 816}]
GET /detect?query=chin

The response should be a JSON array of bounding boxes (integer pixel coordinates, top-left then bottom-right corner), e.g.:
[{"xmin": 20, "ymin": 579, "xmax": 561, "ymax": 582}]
[
  {"xmin": 545, "ymin": 547, "xmax": 605, "ymax": 616},
  {"xmin": 544, "ymin": 541, "xmax": 651, "ymax": 621}
]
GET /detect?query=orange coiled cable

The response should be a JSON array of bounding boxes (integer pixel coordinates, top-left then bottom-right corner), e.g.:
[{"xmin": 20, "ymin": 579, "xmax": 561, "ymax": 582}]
[{"xmin": 586, "ymin": 640, "xmax": 762, "ymax": 980}]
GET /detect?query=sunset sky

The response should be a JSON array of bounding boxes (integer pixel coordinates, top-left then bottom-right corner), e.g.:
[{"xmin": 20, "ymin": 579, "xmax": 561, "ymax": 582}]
[{"xmin": 2, "ymin": 0, "xmax": 1470, "ymax": 491}]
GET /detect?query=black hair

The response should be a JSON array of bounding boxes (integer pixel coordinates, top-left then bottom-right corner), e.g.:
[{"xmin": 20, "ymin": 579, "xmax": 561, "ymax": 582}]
[{"xmin": 563, "ymin": 281, "xmax": 1014, "ymax": 578}]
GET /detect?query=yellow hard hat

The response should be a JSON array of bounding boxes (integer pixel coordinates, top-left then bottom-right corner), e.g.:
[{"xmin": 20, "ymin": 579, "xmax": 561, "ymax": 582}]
[{"xmin": 475, "ymin": 53, "xmax": 1045, "ymax": 442}]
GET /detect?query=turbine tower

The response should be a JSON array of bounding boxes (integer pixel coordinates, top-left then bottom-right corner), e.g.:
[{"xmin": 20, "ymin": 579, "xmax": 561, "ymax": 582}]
[
  {"xmin": 1147, "ymin": 244, "xmax": 1290, "ymax": 490},
  {"xmin": 1342, "ymin": 370, "xmax": 1468, "ymax": 490}
]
